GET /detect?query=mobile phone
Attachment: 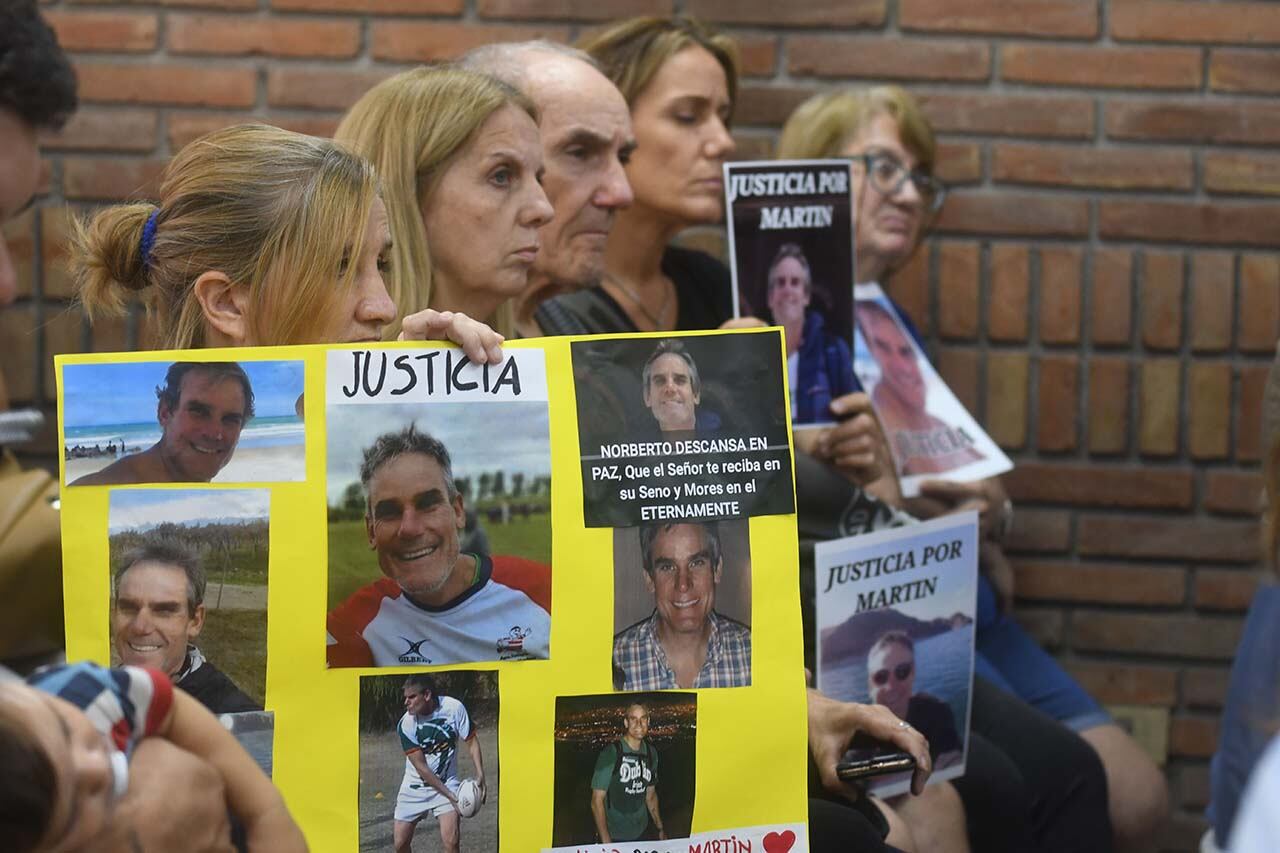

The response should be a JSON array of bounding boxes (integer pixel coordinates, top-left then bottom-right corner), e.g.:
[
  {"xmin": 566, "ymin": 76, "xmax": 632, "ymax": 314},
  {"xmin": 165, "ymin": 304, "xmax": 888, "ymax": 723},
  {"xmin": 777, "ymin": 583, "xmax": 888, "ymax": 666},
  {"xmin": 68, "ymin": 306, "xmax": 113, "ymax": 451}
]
[{"xmin": 836, "ymin": 751, "xmax": 917, "ymax": 781}]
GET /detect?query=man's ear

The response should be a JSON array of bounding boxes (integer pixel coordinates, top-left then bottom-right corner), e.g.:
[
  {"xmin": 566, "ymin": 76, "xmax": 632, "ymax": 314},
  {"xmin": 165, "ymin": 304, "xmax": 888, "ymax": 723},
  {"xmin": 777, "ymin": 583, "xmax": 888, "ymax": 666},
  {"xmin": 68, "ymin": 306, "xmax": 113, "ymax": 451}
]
[
  {"xmin": 188, "ymin": 603, "xmax": 206, "ymax": 637},
  {"xmin": 366, "ymin": 514, "xmax": 376, "ymax": 550},
  {"xmin": 192, "ymin": 270, "xmax": 250, "ymax": 345},
  {"xmin": 643, "ymin": 569, "xmax": 655, "ymax": 595}
]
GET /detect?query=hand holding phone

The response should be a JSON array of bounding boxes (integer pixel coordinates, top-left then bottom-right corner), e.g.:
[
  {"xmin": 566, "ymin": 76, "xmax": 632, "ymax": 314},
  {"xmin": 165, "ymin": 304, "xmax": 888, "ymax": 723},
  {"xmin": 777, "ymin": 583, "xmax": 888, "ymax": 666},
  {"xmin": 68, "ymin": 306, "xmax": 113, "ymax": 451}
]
[{"xmin": 836, "ymin": 751, "xmax": 917, "ymax": 781}]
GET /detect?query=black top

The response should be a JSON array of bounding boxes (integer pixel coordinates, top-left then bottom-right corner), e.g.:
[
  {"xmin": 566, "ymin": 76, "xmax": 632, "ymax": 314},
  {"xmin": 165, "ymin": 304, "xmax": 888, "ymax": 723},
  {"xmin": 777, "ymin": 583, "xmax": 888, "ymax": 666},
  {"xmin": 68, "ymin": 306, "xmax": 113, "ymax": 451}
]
[
  {"xmin": 907, "ymin": 693, "xmax": 962, "ymax": 760},
  {"xmin": 533, "ymin": 246, "xmax": 734, "ymax": 336},
  {"xmin": 179, "ymin": 660, "xmax": 261, "ymax": 714}
]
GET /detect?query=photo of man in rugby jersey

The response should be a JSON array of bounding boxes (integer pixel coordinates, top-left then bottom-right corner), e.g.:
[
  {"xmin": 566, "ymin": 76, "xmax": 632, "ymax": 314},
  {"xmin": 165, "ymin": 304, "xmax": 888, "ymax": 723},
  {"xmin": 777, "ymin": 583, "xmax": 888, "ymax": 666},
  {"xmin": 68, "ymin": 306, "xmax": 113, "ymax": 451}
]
[{"xmin": 326, "ymin": 424, "xmax": 551, "ymax": 668}]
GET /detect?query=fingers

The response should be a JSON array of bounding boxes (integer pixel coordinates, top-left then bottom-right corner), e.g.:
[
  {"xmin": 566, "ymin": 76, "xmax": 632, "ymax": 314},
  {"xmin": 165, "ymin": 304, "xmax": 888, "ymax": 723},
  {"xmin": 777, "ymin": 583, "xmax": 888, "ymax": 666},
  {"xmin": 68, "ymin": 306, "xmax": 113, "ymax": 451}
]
[
  {"xmin": 828, "ymin": 392, "xmax": 874, "ymax": 419},
  {"xmin": 397, "ymin": 309, "xmax": 505, "ymax": 364},
  {"xmin": 917, "ymin": 478, "xmax": 981, "ymax": 502},
  {"xmin": 855, "ymin": 705, "xmax": 932, "ymax": 795}
]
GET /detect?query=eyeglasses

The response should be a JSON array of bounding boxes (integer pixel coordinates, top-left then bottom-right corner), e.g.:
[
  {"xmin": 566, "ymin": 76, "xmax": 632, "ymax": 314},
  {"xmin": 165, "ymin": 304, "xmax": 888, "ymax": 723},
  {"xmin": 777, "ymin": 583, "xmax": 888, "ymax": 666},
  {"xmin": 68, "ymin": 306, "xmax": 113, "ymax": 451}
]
[
  {"xmin": 871, "ymin": 662, "xmax": 914, "ymax": 686},
  {"xmin": 853, "ymin": 151, "xmax": 947, "ymax": 214}
]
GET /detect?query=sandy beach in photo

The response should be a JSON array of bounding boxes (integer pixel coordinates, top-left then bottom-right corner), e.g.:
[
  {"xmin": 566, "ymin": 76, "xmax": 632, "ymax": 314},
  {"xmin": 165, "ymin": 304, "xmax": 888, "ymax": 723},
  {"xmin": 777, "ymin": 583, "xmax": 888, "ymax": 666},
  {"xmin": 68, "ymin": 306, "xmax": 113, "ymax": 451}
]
[{"xmin": 66, "ymin": 444, "xmax": 306, "ymax": 485}]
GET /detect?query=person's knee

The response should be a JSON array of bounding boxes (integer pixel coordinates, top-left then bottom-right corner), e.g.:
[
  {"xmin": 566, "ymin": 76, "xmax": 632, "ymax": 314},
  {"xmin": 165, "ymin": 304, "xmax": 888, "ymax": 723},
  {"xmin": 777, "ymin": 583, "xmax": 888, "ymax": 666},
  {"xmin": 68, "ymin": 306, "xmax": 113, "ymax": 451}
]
[
  {"xmin": 891, "ymin": 783, "xmax": 970, "ymax": 853},
  {"xmin": 873, "ymin": 796, "xmax": 917, "ymax": 853},
  {"xmin": 1082, "ymin": 724, "xmax": 1170, "ymax": 846}
]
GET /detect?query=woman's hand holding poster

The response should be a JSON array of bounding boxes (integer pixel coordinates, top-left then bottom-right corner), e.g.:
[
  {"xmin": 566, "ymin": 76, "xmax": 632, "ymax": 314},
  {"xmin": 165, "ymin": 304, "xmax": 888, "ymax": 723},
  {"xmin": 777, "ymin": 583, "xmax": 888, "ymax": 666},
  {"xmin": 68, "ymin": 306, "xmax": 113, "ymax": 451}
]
[{"xmin": 56, "ymin": 328, "xmax": 810, "ymax": 853}]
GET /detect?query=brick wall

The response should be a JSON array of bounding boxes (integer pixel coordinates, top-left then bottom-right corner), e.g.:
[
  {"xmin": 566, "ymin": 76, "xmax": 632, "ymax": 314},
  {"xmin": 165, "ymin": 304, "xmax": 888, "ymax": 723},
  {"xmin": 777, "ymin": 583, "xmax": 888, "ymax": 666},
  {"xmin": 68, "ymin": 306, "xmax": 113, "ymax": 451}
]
[{"xmin": 7, "ymin": 1, "xmax": 1279, "ymax": 847}]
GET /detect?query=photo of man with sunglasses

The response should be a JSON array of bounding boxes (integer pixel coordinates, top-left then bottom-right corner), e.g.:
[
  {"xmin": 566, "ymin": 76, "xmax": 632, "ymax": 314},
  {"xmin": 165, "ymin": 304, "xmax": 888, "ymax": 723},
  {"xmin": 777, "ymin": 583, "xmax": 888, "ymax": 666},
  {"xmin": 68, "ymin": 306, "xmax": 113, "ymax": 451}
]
[{"xmin": 866, "ymin": 630, "xmax": 961, "ymax": 765}]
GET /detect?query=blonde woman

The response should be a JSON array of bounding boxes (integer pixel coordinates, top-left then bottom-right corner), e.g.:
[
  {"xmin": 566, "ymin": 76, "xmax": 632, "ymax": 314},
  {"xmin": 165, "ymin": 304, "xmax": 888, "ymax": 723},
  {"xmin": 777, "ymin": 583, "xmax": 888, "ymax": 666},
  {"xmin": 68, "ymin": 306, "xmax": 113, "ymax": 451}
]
[
  {"xmin": 336, "ymin": 66, "xmax": 552, "ymax": 337},
  {"xmin": 71, "ymin": 124, "xmax": 502, "ymax": 358}
]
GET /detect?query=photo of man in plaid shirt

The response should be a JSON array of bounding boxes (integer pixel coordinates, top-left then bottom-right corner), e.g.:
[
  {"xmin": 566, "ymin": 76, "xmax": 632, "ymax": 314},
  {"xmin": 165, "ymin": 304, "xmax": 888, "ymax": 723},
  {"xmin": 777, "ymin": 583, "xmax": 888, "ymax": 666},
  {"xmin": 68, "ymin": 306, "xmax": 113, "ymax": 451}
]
[{"xmin": 613, "ymin": 521, "xmax": 751, "ymax": 690}]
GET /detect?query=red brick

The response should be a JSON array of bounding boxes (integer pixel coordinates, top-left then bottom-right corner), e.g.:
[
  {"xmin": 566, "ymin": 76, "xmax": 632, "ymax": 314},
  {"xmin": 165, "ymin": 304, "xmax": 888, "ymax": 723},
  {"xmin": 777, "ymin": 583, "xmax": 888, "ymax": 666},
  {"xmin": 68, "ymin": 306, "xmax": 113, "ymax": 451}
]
[
  {"xmin": 1189, "ymin": 363, "xmax": 1232, "ymax": 460},
  {"xmin": 0, "ymin": 306, "xmax": 38, "ymax": 403},
  {"xmin": 43, "ymin": 309, "xmax": 86, "ymax": 400},
  {"xmin": 1205, "ymin": 151, "xmax": 1280, "ymax": 197},
  {"xmin": 2, "ymin": 210, "xmax": 35, "ymax": 301},
  {"xmin": 1088, "ymin": 357, "xmax": 1130, "ymax": 455},
  {"xmin": 63, "ymin": 157, "xmax": 167, "ymax": 201},
  {"xmin": 482, "ymin": 0, "xmax": 674, "ymax": 18},
  {"xmin": 1066, "ymin": 662, "xmax": 1179, "ymax": 706},
  {"xmin": 272, "ymin": 0, "xmax": 460, "ymax": 12},
  {"xmin": 1005, "ymin": 463, "xmax": 1193, "ymax": 509},
  {"xmin": 1091, "ymin": 248, "xmax": 1133, "ymax": 347},
  {"xmin": 936, "ymin": 192, "xmax": 1089, "ymax": 238},
  {"xmin": 267, "ymin": 69, "xmax": 392, "ymax": 110},
  {"xmin": 1210, "ymin": 49, "xmax": 1280, "ymax": 94},
  {"xmin": 936, "ymin": 346, "xmax": 980, "ymax": 414},
  {"xmin": 989, "ymin": 245, "xmax": 1029, "ymax": 342},
  {"xmin": 736, "ymin": 36, "xmax": 778, "ymax": 78},
  {"xmin": 91, "ymin": 314, "xmax": 132, "ymax": 354},
  {"xmin": 887, "ymin": 249, "xmax": 929, "ymax": 335},
  {"xmin": 1006, "ymin": 508, "xmax": 1070, "ymax": 554},
  {"xmin": 1204, "ymin": 470, "xmax": 1263, "ymax": 515},
  {"xmin": 71, "ymin": 0, "xmax": 257, "ymax": 7},
  {"xmin": 1195, "ymin": 568, "xmax": 1262, "ymax": 611},
  {"xmin": 1078, "ymin": 515, "xmax": 1259, "ymax": 562},
  {"xmin": 1002, "ymin": 44, "xmax": 1200, "ymax": 89},
  {"xmin": 1016, "ymin": 608, "xmax": 1065, "ymax": 650},
  {"xmin": 44, "ymin": 11, "xmax": 157, "ymax": 52},
  {"xmin": 685, "ymin": 0, "xmax": 884, "ymax": 26},
  {"xmin": 936, "ymin": 142, "xmax": 982, "ymax": 185},
  {"xmin": 901, "ymin": 0, "xmax": 1097, "ymax": 37},
  {"xmin": 735, "ymin": 85, "xmax": 819, "ymax": 127},
  {"xmin": 1112, "ymin": 0, "xmax": 1280, "ymax": 45},
  {"xmin": 920, "ymin": 92, "xmax": 1094, "ymax": 139},
  {"xmin": 1239, "ymin": 255, "xmax": 1280, "ymax": 352},
  {"xmin": 1037, "ymin": 356, "xmax": 1079, "ymax": 452},
  {"xmin": 1040, "ymin": 246, "xmax": 1082, "ymax": 345},
  {"xmin": 1139, "ymin": 358, "xmax": 1181, "ymax": 456},
  {"xmin": 1100, "ymin": 200, "xmax": 1280, "ymax": 248},
  {"xmin": 38, "ymin": 108, "xmax": 157, "ymax": 152},
  {"xmin": 1178, "ymin": 764, "xmax": 1212, "ymax": 811},
  {"xmin": 1017, "ymin": 561, "xmax": 1185, "ymax": 606},
  {"xmin": 728, "ymin": 133, "xmax": 773, "ymax": 162},
  {"xmin": 987, "ymin": 352, "xmax": 1029, "ymax": 450},
  {"xmin": 937, "ymin": 243, "xmax": 979, "ymax": 340},
  {"xmin": 1106, "ymin": 99, "xmax": 1280, "ymax": 145},
  {"xmin": 1190, "ymin": 253, "xmax": 1235, "ymax": 353},
  {"xmin": 1182, "ymin": 667, "xmax": 1230, "ymax": 709},
  {"xmin": 40, "ymin": 207, "xmax": 79, "ymax": 300},
  {"xmin": 78, "ymin": 63, "xmax": 255, "ymax": 108},
  {"xmin": 1073, "ymin": 611, "xmax": 1243, "ymax": 660},
  {"xmin": 1141, "ymin": 251, "xmax": 1183, "ymax": 351},
  {"xmin": 1239, "ymin": 364, "xmax": 1269, "ymax": 462},
  {"xmin": 789, "ymin": 37, "xmax": 990, "ymax": 81},
  {"xmin": 993, "ymin": 143, "xmax": 1191, "ymax": 191},
  {"xmin": 372, "ymin": 22, "xmax": 570, "ymax": 62},
  {"xmin": 1169, "ymin": 716, "xmax": 1219, "ymax": 759},
  {"xmin": 169, "ymin": 15, "xmax": 360, "ymax": 58},
  {"xmin": 167, "ymin": 112, "xmax": 341, "ymax": 151}
]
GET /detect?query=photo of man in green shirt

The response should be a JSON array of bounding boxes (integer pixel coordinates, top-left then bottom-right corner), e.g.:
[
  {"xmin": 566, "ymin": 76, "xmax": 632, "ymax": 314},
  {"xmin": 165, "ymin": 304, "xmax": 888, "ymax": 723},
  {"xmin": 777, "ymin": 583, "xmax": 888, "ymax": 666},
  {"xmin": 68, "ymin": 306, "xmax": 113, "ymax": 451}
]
[{"xmin": 590, "ymin": 702, "xmax": 665, "ymax": 842}]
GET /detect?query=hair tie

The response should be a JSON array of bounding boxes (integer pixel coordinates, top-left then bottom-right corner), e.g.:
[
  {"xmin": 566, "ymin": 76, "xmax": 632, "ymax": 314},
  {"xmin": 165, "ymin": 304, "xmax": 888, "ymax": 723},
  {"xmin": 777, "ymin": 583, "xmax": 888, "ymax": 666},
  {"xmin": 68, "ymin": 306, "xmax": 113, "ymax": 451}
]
[{"xmin": 139, "ymin": 209, "xmax": 160, "ymax": 268}]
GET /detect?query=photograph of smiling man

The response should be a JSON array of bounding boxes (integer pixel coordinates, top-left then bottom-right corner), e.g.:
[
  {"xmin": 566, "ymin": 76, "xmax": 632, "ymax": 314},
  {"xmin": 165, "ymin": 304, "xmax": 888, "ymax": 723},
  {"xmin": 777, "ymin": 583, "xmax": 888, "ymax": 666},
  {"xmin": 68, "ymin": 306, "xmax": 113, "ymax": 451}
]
[
  {"xmin": 612, "ymin": 520, "xmax": 751, "ymax": 691},
  {"xmin": 108, "ymin": 488, "xmax": 269, "ymax": 712},
  {"xmin": 325, "ymin": 398, "xmax": 552, "ymax": 668},
  {"xmin": 63, "ymin": 359, "xmax": 305, "ymax": 486}
]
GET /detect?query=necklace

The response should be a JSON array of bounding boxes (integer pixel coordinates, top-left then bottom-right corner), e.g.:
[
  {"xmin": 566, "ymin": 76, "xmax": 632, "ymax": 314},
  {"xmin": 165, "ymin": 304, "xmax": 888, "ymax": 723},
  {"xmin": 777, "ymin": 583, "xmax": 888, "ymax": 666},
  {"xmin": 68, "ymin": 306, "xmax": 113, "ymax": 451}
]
[{"xmin": 605, "ymin": 273, "xmax": 672, "ymax": 331}]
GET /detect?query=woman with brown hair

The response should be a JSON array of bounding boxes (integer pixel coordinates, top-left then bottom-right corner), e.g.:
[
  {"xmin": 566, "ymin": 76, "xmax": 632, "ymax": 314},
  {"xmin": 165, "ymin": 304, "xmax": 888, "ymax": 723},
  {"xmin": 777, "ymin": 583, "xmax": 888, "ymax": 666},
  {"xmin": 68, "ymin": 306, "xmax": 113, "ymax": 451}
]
[
  {"xmin": 533, "ymin": 16, "xmax": 738, "ymax": 335},
  {"xmin": 70, "ymin": 123, "xmax": 502, "ymax": 359}
]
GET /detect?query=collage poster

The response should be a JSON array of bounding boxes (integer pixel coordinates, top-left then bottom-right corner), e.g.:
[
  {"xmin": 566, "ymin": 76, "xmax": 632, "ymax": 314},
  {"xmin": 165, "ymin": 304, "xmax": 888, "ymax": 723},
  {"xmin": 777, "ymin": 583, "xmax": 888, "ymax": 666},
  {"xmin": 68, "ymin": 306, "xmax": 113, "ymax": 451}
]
[
  {"xmin": 814, "ymin": 513, "xmax": 979, "ymax": 798},
  {"xmin": 724, "ymin": 159, "xmax": 856, "ymax": 430},
  {"xmin": 852, "ymin": 283, "xmax": 1013, "ymax": 495},
  {"xmin": 56, "ymin": 328, "xmax": 811, "ymax": 853}
]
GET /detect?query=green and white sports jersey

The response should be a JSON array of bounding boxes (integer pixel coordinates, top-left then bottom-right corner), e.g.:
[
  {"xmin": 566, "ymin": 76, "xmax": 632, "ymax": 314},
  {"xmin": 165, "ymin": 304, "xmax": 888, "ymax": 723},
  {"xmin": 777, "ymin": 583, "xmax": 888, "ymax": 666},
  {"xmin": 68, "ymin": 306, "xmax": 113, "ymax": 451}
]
[{"xmin": 398, "ymin": 695, "xmax": 471, "ymax": 788}]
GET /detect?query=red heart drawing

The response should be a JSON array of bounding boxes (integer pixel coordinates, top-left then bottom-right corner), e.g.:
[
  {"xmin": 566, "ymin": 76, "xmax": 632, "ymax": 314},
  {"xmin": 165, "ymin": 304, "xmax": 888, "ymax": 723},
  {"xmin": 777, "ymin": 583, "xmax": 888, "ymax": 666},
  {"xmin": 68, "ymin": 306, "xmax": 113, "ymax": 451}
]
[{"xmin": 763, "ymin": 829, "xmax": 796, "ymax": 853}]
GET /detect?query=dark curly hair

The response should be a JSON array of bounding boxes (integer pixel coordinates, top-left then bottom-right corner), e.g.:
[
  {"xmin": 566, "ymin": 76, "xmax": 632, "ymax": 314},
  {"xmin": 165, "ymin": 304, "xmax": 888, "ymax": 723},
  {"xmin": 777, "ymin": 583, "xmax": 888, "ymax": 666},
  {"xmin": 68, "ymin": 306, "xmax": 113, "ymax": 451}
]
[{"xmin": 0, "ymin": 1, "xmax": 78, "ymax": 131}]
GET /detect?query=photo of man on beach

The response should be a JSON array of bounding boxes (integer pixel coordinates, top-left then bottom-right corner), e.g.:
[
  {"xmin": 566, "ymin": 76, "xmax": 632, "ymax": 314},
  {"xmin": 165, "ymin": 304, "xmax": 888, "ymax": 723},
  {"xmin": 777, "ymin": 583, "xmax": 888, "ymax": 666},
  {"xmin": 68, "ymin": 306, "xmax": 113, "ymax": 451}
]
[{"xmin": 63, "ymin": 360, "xmax": 305, "ymax": 486}]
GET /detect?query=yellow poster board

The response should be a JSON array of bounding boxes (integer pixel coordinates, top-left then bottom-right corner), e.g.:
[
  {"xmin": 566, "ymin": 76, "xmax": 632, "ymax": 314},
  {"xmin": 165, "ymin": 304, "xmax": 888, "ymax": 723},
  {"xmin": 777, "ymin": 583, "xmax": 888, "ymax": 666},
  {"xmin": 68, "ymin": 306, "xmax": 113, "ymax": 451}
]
[{"xmin": 57, "ymin": 328, "xmax": 810, "ymax": 853}]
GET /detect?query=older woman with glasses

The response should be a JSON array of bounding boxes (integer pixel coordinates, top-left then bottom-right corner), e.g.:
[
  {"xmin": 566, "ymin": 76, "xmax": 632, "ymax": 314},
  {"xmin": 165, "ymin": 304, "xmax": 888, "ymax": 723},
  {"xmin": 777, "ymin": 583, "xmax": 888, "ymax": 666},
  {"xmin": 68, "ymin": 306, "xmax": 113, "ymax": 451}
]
[{"xmin": 780, "ymin": 86, "xmax": 1168, "ymax": 852}]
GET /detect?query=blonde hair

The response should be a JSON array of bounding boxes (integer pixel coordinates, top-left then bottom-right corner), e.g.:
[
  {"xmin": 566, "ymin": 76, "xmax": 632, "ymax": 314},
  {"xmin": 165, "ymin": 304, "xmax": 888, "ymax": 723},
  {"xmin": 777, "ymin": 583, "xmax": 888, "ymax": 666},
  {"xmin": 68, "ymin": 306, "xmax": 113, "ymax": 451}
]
[
  {"xmin": 776, "ymin": 86, "xmax": 938, "ymax": 175},
  {"xmin": 72, "ymin": 124, "xmax": 379, "ymax": 348},
  {"xmin": 578, "ymin": 16, "xmax": 739, "ymax": 121},
  {"xmin": 335, "ymin": 65, "xmax": 536, "ymax": 337}
]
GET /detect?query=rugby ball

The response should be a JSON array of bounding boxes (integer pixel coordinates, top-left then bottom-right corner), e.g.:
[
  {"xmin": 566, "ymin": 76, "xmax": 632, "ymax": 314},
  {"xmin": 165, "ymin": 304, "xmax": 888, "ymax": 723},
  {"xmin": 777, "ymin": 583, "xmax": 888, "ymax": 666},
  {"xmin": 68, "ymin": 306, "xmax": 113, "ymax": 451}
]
[{"xmin": 456, "ymin": 778, "xmax": 482, "ymax": 818}]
